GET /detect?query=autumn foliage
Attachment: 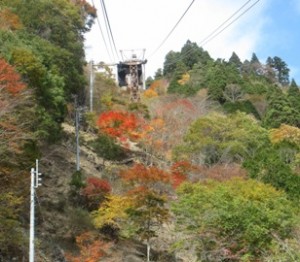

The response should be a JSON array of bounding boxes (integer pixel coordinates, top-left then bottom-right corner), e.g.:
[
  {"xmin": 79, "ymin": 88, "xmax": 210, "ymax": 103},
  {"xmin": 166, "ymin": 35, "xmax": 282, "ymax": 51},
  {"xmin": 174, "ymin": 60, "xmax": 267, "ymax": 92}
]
[
  {"xmin": 97, "ymin": 111, "xmax": 147, "ymax": 142},
  {"xmin": 270, "ymin": 124, "xmax": 300, "ymax": 146},
  {"xmin": 0, "ymin": 58, "xmax": 26, "ymax": 95},
  {"xmin": 82, "ymin": 177, "xmax": 111, "ymax": 196},
  {"xmin": 143, "ymin": 88, "xmax": 158, "ymax": 98},
  {"xmin": 65, "ymin": 232, "xmax": 110, "ymax": 262},
  {"xmin": 81, "ymin": 177, "xmax": 111, "ymax": 211},
  {"xmin": 170, "ymin": 161, "xmax": 196, "ymax": 188},
  {"xmin": 119, "ymin": 163, "xmax": 171, "ymax": 185},
  {"xmin": 0, "ymin": 9, "xmax": 23, "ymax": 31}
]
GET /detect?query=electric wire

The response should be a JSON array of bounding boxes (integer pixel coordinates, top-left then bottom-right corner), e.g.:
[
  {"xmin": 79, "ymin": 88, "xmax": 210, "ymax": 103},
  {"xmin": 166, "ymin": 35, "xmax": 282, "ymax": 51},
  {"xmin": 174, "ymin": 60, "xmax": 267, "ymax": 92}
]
[
  {"xmin": 148, "ymin": 0, "xmax": 197, "ymax": 58},
  {"xmin": 162, "ymin": 0, "xmax": 260, "ymax": 69},
  {"xmin": 91, "ymin": 0, "xmax": 113, "ymax": 62},
  {"xmin": 100, "ymin": 0, "xmax": 120, "ymax": 61}
]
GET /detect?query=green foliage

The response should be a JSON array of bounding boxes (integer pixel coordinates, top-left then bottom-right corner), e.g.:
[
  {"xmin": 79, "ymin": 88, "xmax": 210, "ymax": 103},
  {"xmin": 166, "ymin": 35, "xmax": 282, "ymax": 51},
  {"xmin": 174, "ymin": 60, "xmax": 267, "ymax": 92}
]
[
  {"xmin": 288, "ymin": 79, "xmax": 300, "ymax": 119},
  {"xmin": 223, "ymin": 100, "xmax": 261, "ymax": 119},
  {"xmin": 242, "ymin": 74, "xmax": 273, "ymax": 95},
  {"xmin": 205, "ymin": 60, "xmax": 243, "ymax": 103},
  {"xmin": 263, "ymin": 237, "xmax": 300, "ymax": 262},
  {"xmin": 180, "ymin": 40, "xmax": 212, "ymax": 70},
  {"xmin": 173, "ymin": 111, "xmax": 268, "ymax": 165},
  {"xmin": 243, "ymin": 145, "xmax": 300, "ymax": 201},
  {"xmin": 67, "ymin": 207, "xmax": 95, "ymax": 238},
  {"xmin": 70, "ymin": 170, "xmax": 86, "ymax": 190},
  {"xmin": 263, "ymin": 90, "xmax": 300, "ymax": 128},
  {"xmin": 127, "ymin": 102, "xmax": 150, "ymax": 119},
  {"xmin": 0, "ymin": 0, "xmax": 91, "ymax": 142},
  {"xmin": 172, "ymin": 179, "xmax": 298, "ymax": 261},
  {"xmin": 0, "ymin": 192, "xmax": 25, "ymax": 256},
  {"xmin": 228, "ymin": 51, "xmax": 242, "ymax": 69},
  {"xmin": 266, "ymin": 56, "xmax": 290, "ymax": 86},
  {"xmin": 163, "ymin": 50, "xmax": 181, "ymax": 76},
  {"xmin": 88, "ymin": 134, "xmax": 126, "ymax": 161}
]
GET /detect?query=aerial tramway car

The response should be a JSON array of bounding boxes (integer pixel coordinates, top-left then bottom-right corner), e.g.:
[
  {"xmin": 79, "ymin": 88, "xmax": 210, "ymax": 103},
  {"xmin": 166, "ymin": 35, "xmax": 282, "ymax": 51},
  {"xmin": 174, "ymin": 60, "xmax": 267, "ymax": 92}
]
[{"xmin": 117, "ymin": 51, "xmax": 147, "ymax": 101}]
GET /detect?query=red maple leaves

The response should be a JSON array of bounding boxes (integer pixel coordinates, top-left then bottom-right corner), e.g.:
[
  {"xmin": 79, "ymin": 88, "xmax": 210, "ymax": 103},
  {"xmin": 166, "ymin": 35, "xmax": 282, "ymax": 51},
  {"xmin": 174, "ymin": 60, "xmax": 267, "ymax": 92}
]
[
  {"xmin": 0, "ymin": 58, "xmax": 25, "ymax": 95},
  {"xmin": 97, "ymin": 111, "xmax": 147, "ymax": 142}
]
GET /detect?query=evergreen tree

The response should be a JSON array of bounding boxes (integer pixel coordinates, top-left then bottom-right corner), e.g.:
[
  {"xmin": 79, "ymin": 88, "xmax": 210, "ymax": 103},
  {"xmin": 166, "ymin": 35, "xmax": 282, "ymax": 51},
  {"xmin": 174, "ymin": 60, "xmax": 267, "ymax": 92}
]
[
  {"xmin": 205, "ymin": 60, "xmax": 242, "ymax": 103},
  {"xmin": 265, "ymin": 56, "xmax": 290, "ymax": 85},
  {"xmin": 249, "ymin": 52, "xmax": 263, "ymax": 75},
  {"xmin": 163, "ymin": 50, "xmax": 180, "ymax": 76},
  {"xmin": 180, "ymin": 40, "xmax": 211, "ymax": 70},
  {"xmin": 154, "ymin": 68, "xmax": 163, "ymax": 79},
  {"xmin": 263, "ymin": 90, "xmax": 300, "ymax": 128},
  {"xmin": 288, "ymin": 79, "xmax": 300, "ymax": 119},
  {"xmin": 229, "ymin": 51, "xmax": 242, "ymax": 69},
  {"xmin": 250, "ymin": 52, "xmax": 260, "ymax": 64},
  {"xmin": 167, "ymin": 61, "xmax": 188, "ymax": 94},
  {"xmin": 273, "ymin": 56, "xmax": 290, "ymax": 85}
]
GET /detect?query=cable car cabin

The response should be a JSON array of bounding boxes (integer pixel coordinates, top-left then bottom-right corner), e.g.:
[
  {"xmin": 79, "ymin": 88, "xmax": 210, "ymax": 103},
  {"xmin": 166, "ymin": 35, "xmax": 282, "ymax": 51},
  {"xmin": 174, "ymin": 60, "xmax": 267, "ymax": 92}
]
[{"xmin": 117, "ymin": 62, "xmax": 143, "ymax": 88}]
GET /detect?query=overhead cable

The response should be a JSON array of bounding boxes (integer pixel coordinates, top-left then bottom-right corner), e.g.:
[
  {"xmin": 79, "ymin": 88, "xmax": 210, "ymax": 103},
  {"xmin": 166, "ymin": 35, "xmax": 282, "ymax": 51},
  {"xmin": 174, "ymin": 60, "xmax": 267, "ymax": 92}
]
[
  {"xmin": 198, "ymin": 0, "xmax": 253, "ymax": 46},
  {"xmin": 91, "ymin": 0, "xmax": 113, "ymax": 62},
  {"xmin": 100, "ymin": 0, "xmax": 120, "ymax": 61},
  {"xmin": 200, "ymin": 0, "xmax": 260, "ymax": 46},
  {"xmin": 163, "ymin": 0, "xmax": 260, "ymax": 68},
  {"xmin": 148, "ymin": 0, "xmax": 196, "ymax": 58}
]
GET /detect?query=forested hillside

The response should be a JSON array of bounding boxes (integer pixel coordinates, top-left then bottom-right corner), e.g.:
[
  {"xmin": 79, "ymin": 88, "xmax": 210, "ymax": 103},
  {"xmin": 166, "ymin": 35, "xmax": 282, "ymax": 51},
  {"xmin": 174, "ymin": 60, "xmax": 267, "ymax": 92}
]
[{"xmin": 1, "ymin": 1, "xmax": 300, "ymax": 262}]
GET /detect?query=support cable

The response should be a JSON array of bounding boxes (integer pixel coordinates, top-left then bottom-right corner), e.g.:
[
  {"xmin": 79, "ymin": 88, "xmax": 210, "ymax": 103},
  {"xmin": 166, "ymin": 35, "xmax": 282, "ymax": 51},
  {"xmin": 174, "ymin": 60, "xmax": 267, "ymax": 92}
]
[
  {"xmin": 100, "ymin": 0, "xmax": 120, "ymax": 61},
  {"xmin": 163, "ymin": 0, "xmax": 260, "ymax": 69},
  {"xmin": 149, "ymin": 0, "xmax": 196, "ymax": 58},
  {"xmin": 91, "ymin": 0, "xmax": 113, "ymax": 62},
  {"xmin": 200, "ymin": 0, "xmax": 260, "ymax": 46},
  {"xmin": 198, "ymin": 0, "xmax": 253, "ymax": 46}
]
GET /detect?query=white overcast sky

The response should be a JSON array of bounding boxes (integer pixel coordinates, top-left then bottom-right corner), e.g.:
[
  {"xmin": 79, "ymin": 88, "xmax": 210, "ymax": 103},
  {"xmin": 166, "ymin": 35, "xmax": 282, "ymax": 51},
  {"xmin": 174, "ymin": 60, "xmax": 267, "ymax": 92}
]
[{"xmin": 84, "ymin": 0, "xmax": 300, "ymax": 82}]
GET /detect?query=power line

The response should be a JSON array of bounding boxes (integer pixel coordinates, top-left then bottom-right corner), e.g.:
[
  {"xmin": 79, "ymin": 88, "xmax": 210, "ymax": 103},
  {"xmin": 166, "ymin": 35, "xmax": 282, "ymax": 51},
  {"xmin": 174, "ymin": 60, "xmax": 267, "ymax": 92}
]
[
  {"xmin": 162, "ymin": 0, "xmax": 260, "ymax": 69},
  {"xmin": 149, "ymin": 0, "xmax": 197, "ymax": 58},
  {"xmin": 100, "ymin": 0, "xmax": 120, "ymax": 61},
  {"xmin": 91, "ymin": 0, "xmax": 113, "ymax": 62}
]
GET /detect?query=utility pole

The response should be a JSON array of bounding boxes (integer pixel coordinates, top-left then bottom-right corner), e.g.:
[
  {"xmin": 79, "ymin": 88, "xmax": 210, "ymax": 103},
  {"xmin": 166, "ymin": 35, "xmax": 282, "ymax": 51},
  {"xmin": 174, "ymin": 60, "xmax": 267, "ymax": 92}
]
[
  {"xmin": 29, "ymin": 160, "xmax": 42, "ymax": 262},
  {"xmin": 89, "ymin": 60, "xmax": 94, "ymax": 112},
  {"xmin": 74, "ymin": 95, "xmax": 80, "ymax": 171}
]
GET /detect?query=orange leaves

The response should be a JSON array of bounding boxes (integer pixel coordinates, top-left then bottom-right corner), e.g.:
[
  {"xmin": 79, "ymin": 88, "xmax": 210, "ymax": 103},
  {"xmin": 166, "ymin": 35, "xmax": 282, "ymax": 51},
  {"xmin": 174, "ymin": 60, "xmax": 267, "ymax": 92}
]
[
  {"xmin": 65, "ymin": 232, "xmax": 111, "ymax": 262},
  {"xmin": 0, "ymin": 58, "xmax": 26, "ymax": 95},
  {"xmin": 119, "ymin": 164, "xmax": 171, "ymax": 185},
  {"xmin": 0, "ymin": 9, "xmax": 23, "ymax": 31},
  {"xmin": 170, "ymin": 161, "xmax": 195, "ymax": 188},
  {"xmin": 143, "ymin": 88, "xmax": 158, "ymax": 98},
  {"xmin": 97, "ymin": 111, "xmax": 146, "ymax": 142},
  {"xmin": 82, "ymin": 177, "xmax": 111, "ymax": 197}
]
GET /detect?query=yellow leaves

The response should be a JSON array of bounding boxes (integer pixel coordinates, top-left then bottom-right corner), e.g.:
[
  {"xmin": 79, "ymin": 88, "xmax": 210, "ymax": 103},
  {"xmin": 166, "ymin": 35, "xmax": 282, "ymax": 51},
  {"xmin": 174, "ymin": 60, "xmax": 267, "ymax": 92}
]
[
  {"xmin": 177, "ymin": 73, "xmax": 190, "ymax": 86},
  {"xmin": 92, "ymin": 195, "xmax": 133, "ymax": 228},
  {"xmin": 143, "ymin": 88, "xmax": 158, "ymax": 98},
  {"xmin": 270, "ymin": 124, "xmax": 300, "ymax": 147}
]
